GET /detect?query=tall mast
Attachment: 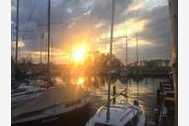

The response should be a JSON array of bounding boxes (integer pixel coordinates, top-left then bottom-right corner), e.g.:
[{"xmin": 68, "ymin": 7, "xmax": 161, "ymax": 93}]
[
  {"xmin": 14, "ymin": 0, "xmax": 20, "ymax": 79},
  {"xmin": 47, "ymin": 0, "xmax": 51, "ymax": 85},
  {"xmin": 106, "ymin": 0, "xmax": 115, "ymax": 122},
  {"xmin": 40, "ymin": 33, "xmax": 43, "ymax": 64},
  {"xmin": 15, "ymin": 0, "xmax": 19, "ymax": 64},
  {"xmin": 109, "ymin": 0, "xmax": 115, "ymax": 55},
  {"xmin": 136, "ymin": 34, "xmax": 139, "ymax": 100},
  {"xmin": 125, "ymin": 35, "xmax": 129, "ymax": 102},
  {"xmin": 125, "ymin": 35, "xmax": 128, "ymax": 66},
  {"xmin": 136, "ymin": 34, "xmax": 139, "ymax": 65}
]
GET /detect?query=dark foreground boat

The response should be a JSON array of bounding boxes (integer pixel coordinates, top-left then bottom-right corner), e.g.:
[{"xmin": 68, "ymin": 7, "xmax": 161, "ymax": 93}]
[
  {"xmin": 12, "ymin": 97, "xmax": 91, "ymax": 126},
  {"xmin": 12, "ymin": 85, "xmax": 92, "ymax": 126}
]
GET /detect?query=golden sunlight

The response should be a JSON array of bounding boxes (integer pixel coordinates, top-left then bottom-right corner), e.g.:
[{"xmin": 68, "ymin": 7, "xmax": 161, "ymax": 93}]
[
  {"xmin": 71, "ymin": 44, "xmax": 88, "ymax": 63},
  {"xmin": 77, "ymin": 77, "xmax": 85, "ymax": 86},
  {"xmin": 114, "ymin": 18, "xmax": 148, "ymax": 37},
  {"xmin": 100, "ymin": 18, "xmax": 148, "ymax": 39}
]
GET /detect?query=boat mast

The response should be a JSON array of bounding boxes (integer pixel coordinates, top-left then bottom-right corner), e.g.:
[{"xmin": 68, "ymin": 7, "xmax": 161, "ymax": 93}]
[
  {"xmin": 136, "ymin": 34, "xmax": 139, "ymax": 65},
  {"xmin": 15, "ymin": 0, "xmax": 20, "ymax": 75},
  {"xmin": 136, "ymin": 33, "xmax": 139, "ymax": 101},
  {"xmin": 47, "ymin": 0, "xmax": 51, "ymax": 87},
  {"xmin": 125, "ymin": 34, "xmax": 128, "ymax": 66},
  {"xmin": 40, "ymin": 33, "xmax": 43, "ymax": 64},
  {"xmin": 106, "ymin": 0, "xmax": 115, "ymax": 122}
]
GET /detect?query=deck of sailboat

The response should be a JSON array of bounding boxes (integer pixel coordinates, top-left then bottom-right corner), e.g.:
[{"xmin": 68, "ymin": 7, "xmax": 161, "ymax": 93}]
[{"xmin": 12, "ymin": 85, "xmax": 88, "ymax": 122}]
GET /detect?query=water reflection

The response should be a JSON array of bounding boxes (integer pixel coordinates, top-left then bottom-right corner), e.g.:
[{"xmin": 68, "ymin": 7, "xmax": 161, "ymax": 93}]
[
  {"xmin": 45, "ymin": 73, "xmax": 168, "ymax": 126},
  {"xmin": 55, "ymin": 74, "xmax": 165, "ymax": 124},
  {"xmin": 82, "ymin": 75, "xmax": 164, "ymax": 121}
]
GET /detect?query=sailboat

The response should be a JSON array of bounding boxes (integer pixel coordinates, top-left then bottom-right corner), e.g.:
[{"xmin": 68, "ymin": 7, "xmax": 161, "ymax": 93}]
[
  {"xmin": 85, "ymin": 0, "xmax": 145, "ymax": 126},
  {"xmin": 85, "ymin": 101, "xmax": 145, "ymax": 126},
  {"xmin": 86, "ymin": 83, "xmax": 145, "ymax": 126}
]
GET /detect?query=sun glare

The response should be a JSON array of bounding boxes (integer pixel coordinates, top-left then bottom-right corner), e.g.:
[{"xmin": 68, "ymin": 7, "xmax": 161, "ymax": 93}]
[
  {"xmin": 72, "ymin": 44, "xmax": 88, "ymax": 63},
  {"xmin": 77, "ymin": 77, "xmax": 85, "ymax": 86}
]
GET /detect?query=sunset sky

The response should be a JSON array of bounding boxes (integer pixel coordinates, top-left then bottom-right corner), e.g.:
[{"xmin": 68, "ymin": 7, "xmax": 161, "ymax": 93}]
[{"xmin": 11, "ymin": 0, "xmax": 171, "ymax": 64}]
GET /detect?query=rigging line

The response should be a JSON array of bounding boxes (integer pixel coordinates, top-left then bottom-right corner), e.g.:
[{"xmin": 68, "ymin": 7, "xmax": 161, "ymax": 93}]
[
  {"xmin": 19, "ymin": 0, "xmax": 37, "ymax": 34},
  {"xmin": 19, "ymin": 0, "xmax": 37, "ymax": 58},
  {"xmin": 15, "ymin": 0, "xmax": 19, "ymax": 64},
  {"xmin": 26, "ymin": 0, "xmax": 36, "ymax": 24}
]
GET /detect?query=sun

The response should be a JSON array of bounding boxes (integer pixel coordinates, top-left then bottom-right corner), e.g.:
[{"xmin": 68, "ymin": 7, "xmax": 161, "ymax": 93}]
[
  {"xmin": 72, "ymin": 44, "xmax": 88, "ymax": 63},
  {"xmin": 77, "ymin": 77, "xmax": 85, "ymax": 86}
]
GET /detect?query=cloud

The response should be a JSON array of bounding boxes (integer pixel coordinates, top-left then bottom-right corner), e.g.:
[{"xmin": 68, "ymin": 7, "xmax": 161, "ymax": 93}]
[
  {"xmin": 99, "ymin": 17, "xmax": 149, "ymax": 42},
  {"xmin": 11, "ymin": 0, "xmax": 171, "ymax": 63},
  {"xmin": 11, "ymin": 6, "xmax": 16, "ymax": 12},
  {"xmin": 95, "ymin": 22, "xmax": 105, "ymax": 28},
  {"xmin": 137, "ymin": 5, "xmax": 171, "ymax": 46},
  {"xmin": 114, "ymin": 18, "xmax": 148, "ymax": 36},
  {"xmin": 66, "ymin": 8, "xmax": 73, "ymax": 14},
  {"xmin": 127, "ymin": 0, "xmax": 145, "ymax": 12},
  {"xmin": 51, "ymin": 0, "xmax": 63, "ymax": 7},
  {"xmin": 144, "ymin": 0, "xmax": 168, "ymax": 10},
  {"xmin": 83, "ymin": 9, "xmax": 92, "ymax": 16}
]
